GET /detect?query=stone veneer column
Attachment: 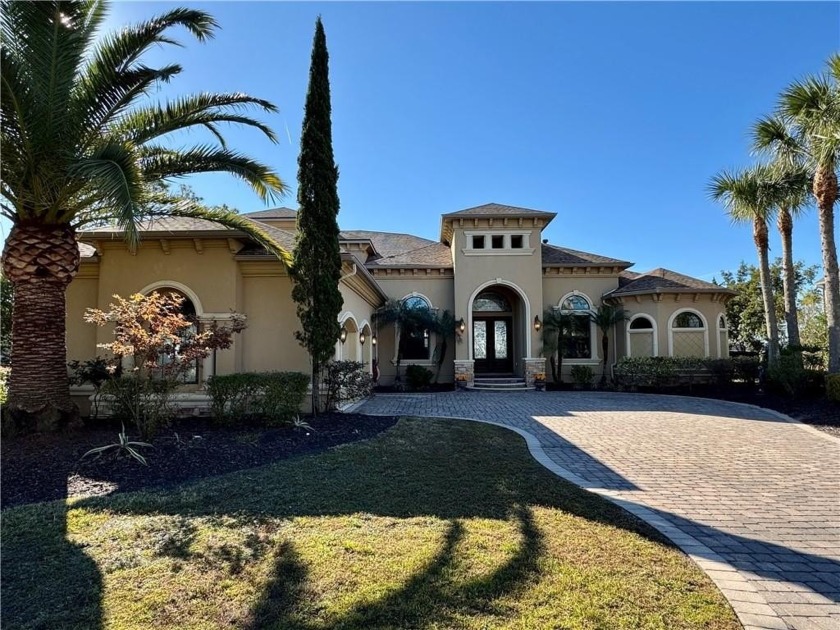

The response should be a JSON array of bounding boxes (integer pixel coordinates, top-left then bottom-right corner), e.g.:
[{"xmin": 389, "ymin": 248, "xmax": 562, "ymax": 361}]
[
  {"xmin": 453, "ymin": 359, "xmax": 475, "ymax": 387},
  {"xmin": 523, "ymin": 358, "xmax": 546, "ymax": 387}
]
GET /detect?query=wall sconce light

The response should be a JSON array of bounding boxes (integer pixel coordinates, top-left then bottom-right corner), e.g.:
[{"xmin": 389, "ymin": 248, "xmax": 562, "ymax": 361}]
[
  {"xmin": 457, "ymin": 318, "xmax": 466, "ymax": 333},
  {"xmin": 371, "ymin": 334, "xmax": 377, "ymax": 346},
  {"xmin": 339, "ymin": 327, "xmax": 348, "ymax": 344},
  {"xmin": 534, "ymin": 315, "xmax": 542, "ymax": 332},
  {"xmin": 360, "ymin": 331, "xmax": 366, "ymax": 345}
]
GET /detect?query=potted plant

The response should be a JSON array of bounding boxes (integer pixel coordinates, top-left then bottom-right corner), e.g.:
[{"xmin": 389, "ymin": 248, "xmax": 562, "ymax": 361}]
[
  {"xmin": 533, "ymin": 372, "xmax": 546, "ymax": 391},
  {"xmin": 455, "ymin": 373, "xmax": 471, "ymax": 391}
]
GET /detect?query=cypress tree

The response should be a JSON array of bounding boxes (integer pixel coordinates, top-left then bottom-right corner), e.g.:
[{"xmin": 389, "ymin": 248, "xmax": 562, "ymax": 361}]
[{"xmin": 291, "ymin": 17, "xmax": 343, "ymax": 414}]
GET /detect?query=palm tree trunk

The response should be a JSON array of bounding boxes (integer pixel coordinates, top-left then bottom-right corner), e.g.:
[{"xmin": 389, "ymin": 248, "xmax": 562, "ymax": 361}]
[
  {"xmin": 753, "ymin": 219, "xmax": 780, "ymax": 366},
  {"xmin": 777, "ymin": 207, "xmax": 801, "ymax": 348},
  {"xmin": 600, "ymin": 331, "xmax": 609, "ymax": 385},
  {"xmin": 814, "ymin": 166, "xmax": 840, "ymax": 373},
  {"xmin": 2, "ymin": 224, "xmax": 81, "ymax": 431}
]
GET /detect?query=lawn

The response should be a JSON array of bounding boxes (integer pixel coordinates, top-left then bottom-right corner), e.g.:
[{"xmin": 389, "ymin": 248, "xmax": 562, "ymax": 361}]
[{"xmin": 2, "ymin": 418, "xmax": 739, "ymax": 630}]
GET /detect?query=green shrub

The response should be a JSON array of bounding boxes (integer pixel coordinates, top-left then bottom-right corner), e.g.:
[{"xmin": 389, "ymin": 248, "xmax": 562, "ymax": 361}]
[
  {"xmin": 765, "ymin": 355, "xmax": 810, "ymax": 398},
  {"xmin": 323, "ymin": 361, "xmax": 374, "ymax": 410},
  {"xmin": 826, "ymin": 374, "xmax": 840, "ymax": 402},
  {"xmin": 570, "ymin": 365, "xmax": 594, "ymax": 388},
  {"xmin": 102, "ymin": 375, "xmax": 177, "ymax": 440},
  {"xmin": 731, "ymin": 356, "xmax": 760, "ymax": 384},
  {"xmin": 614, "ymin": 357, "xmax": 678, "ymax": 388},
  {"xmin": 206, "ymin": 372, "xmax": 309, "ymax": 426},
  {"xmin": 206, "ymin": 373, "xmax": 265, "ymax": 424},
  {"xmin": 0, "ymin": 366, "xmax": 9, "ymax": 405},
  {"xmin": 705, "ymin": 359, "xmax": 734, "ymax": 387},
  {"xmin": 259, "ymin": 372, "xmax": 310, "ymax": 425},
  {"xmin": 405, "ymin": 364, "xmax": 434, "ymax": 391}
]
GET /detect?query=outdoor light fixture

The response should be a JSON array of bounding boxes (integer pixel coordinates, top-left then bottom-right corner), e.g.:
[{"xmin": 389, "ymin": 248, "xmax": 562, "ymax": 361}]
[
  {"xmin": 457, "ymin": 318, "xmax": 466, "ymax": 333},
  {"xmin": 340, "ymin": 327, "xmax": 348, "ymax": 344},
  {"xmin": 360, "ymin": 331, "xmax": 366, "ymax": 345},
  {"xmin": 371, "ymin": 334, "xmax": 377, "ymax": 346},
  {"xmin": 534, "ymin": 315, "xmax": 542, "ymax": 332}
]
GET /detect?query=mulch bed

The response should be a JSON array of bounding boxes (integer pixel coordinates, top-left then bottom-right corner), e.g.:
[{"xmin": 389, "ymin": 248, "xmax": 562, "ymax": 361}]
[{"xmin": 1, "ymin": 413, "xmax": 397, "ymax": 510}]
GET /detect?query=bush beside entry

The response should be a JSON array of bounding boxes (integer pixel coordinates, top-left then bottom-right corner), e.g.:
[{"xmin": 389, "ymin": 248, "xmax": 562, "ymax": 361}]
[{"xmin": 206, "ymin": 372, "xmax": 309, "ymax": 426}]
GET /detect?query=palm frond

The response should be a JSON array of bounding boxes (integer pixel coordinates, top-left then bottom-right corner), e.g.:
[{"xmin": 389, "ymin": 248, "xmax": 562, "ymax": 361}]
[
  {"xmin": 139, "ymin": 145, "xmax": 287, "ymax": 203},
  {"xmin": 151, "ymin": 201, "xmax": 293, "ymax": 266},
  {"xmin": 68, "ymin": 140, "xmax": 145, "ymax": 245},
  {"xmin": 112, "ymin": 92, "xmax": 279, "ymax": 146},
  {"xmin": 708, "ymin": 165, "xmax": 778, "ymax": 224}
]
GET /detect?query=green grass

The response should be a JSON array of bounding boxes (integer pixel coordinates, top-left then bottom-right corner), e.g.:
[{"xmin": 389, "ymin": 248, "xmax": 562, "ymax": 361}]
[{"xmin": 2, "ymin": 418, "xmax": 739, "ymax": 629}]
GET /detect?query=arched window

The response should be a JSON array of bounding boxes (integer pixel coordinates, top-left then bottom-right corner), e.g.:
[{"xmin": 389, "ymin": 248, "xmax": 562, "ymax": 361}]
[
  {"xmin": 153, "ymin": 289, "xmax": 199, "ymax": 384},
  {"xmin": 669, "ymin": 309, "xmax": 707, "ymax": 357},
  {"xmin": 473, "ymin": 291, "xmax": 511, "ymax": 312},
  {"xmin": 628, "ymin": 315, "xmax": 656, "ymax": 357},
  {"xmin": 401, "ymin": 295, "xmax": 433, "ymax": 361},
  {"xmin": 559, "ymin": 293, "xmax": 592, "ymax": 359}
]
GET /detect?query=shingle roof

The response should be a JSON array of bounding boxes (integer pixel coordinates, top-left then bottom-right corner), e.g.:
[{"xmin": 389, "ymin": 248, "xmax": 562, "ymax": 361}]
[
  {"xmin": 541, "ymin": 243, "xmax": 632, "ymax": 268},
  {"xmin": 339, "ymin": 230, "xmax": 446, "ymax": 262},
  {"xmin": 81, "ymin": 216, "xmax": 297, "ymax": 253},
  {"xmin": 242, "ymin": 207, "xmax": 297, "ymax": 219},
  {"xmin": 367, "ymin": 242, "xmax": 453, "ymax": 268},
  {"xmin": 442, "ymin": 203, "xmax": 556, "ymax": 218},
  {"xmin": 607, "ymin": 268, "xmax": 736, "ymax": 296}
]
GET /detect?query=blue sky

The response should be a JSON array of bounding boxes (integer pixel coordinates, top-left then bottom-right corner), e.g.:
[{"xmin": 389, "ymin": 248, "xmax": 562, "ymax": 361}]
[{"xmin": 9, "ymin": 2, "xmax": 838, "ymax": 282}]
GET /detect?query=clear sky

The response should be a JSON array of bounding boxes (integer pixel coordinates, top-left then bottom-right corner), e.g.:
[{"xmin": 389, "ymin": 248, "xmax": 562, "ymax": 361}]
[{"xmin": 8, "ymin": 1, "xmax": 839, "ymax": 282}]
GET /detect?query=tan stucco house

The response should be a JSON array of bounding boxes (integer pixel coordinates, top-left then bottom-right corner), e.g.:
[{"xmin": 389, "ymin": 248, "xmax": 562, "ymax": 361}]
[{"xmin": 67, "ymin": 202, "xmax": 733, "ymax": 406}]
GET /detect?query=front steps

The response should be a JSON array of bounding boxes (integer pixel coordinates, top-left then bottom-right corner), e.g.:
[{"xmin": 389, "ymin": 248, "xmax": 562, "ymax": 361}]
[{"xmin": 468, "ymin": 376, "xmax": 533, "ymax": 392}]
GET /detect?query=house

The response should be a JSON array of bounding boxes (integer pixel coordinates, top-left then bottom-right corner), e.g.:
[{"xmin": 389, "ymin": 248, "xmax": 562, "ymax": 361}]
[{"xmin": 67, "ymin": 203, "xmax": 734, "ymax": 407}]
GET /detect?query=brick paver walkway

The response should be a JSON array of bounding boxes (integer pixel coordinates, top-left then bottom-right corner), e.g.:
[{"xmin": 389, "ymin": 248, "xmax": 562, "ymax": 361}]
[{"xmin": 356, "ymin": 391, "xmax": 840, "ymax": 630}]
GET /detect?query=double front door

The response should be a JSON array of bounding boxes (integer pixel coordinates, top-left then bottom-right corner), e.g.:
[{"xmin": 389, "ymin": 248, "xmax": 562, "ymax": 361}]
[{"xmin": 473, "ymin": 317, "xmax": 513, "ymax": 374}]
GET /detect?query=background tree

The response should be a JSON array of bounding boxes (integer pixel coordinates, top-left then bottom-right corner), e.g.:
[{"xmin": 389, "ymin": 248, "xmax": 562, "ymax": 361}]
[
  {"xmin": 0, "ymin": 1, "xmax": 289, "ymax": 429},
  {"xmin": 291, "ymin": 18, "xmax": 343, "ymax": 414},
  {"xmin": 757, "ymin": 54, "xmax": 840, "ymax": 372},
  {"xmin": 751, "ymin": 116, "xmax": 812, "ymax": 349},
  {"xmin": 718, "ymin": 260, "xmax": 819, "ymax": 351},
  {"xmin": 589, "ymin": 304, "xmax": 628, "ymax": 386},
  {"xmin": 710, "ymin": 165, "xmax": 782, "ymax": 365}
]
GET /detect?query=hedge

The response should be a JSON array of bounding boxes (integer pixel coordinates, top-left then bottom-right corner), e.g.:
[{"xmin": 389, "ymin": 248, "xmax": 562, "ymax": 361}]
[{"xmin": 206, "ymin": 371, "xmax": 309, "ymax": 425}]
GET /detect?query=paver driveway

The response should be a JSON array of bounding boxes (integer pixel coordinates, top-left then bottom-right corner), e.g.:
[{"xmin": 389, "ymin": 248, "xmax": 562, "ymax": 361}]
[{"xmin": 356, "ymin": 391, "xmax": 840, "ymax": 630}]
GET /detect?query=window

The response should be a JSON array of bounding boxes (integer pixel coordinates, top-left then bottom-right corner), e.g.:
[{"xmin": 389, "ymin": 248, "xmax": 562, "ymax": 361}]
[
  {"xmin": 670, "ymin": 310, "xmax": 707, "ymax": 357},
  {"xmin": 628, "ymin": 315, "xmax": 656, "ymax": 357},
  {"xmin": 491, "ymin": 235, "xmax": 504, "ymax": 249},
  {"xmin": 674, "ymin": 312, "xmax": 703, "ymax": 328},
  {"xmin": 401, "ymin": 295, "xmax": 432, "ymax": 361},
  {"xmin": 718, "ymin": 315, "xmax": 729, "ymax": 359},
  {"xmin": 511, "ymin": 235, "xmax": 524, "ymax": 249},
  {"xmin": 473, "ymin": 291, "xmax": 511, "ymax": 312},
  {"xmin": 560, "ymin": 294, "xmax": 592, "ymax": 359},
  {"xmin": 155, "ymin": 290, "xmax": 199, "ymax": 384},
  {"xmin": 472, "ymin": 235, "xmax": 485, "ymax": 249}
]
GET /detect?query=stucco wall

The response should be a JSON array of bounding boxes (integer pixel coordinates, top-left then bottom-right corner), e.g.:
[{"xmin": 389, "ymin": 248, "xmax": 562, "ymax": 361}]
[{"xmin": 368, "ymin": 274, "xmax": 456, "ymax": 385}]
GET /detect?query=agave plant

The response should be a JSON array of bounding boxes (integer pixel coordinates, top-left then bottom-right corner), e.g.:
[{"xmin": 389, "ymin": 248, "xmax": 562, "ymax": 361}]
[
  {"xmin": 1, "ymin": 1, "xmax": 290, "ymax": 428},
  {"xmin": 81, "ymin": 423, "xmax": 153, "ymax": 466}
]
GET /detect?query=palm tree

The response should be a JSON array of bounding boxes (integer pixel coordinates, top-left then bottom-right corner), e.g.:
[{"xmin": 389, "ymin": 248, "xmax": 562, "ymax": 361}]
[
  {"xmin": 756, "ymin": 55, "xmax": 840, "ymax": 372},
  {"xmin": 540, "ymin": 309, "xmax": 572, "ymax": 384},
  {"xmin": 752, "ymin": 116, "xmax": 813, "ymax": 349},
  {"xmin": 589, "ymin": 304, "xmax": 628, "ymax": 386},
  {"xmin": 1, "ymin": 1, "xmax": 289, "ymax": 428},
  {"xmin": 371, "ymin": 299, "xmax": 437, "ymax": 384},
  {"xmin": 710, "ymin": 165, "xmax": 781, "ymax": 365},
  {"xmin": 429, "ymin": 310, "xmax": 456, "ymax": 384}
]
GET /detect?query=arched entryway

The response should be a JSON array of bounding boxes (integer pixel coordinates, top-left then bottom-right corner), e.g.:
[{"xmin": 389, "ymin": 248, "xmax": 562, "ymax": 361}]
[{"xmin": 469, "ymin": 285, "xmax": 527, "ymax": 376}]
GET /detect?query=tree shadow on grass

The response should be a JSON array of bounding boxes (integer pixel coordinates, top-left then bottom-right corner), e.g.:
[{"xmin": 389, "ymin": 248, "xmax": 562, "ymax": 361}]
[
  {"xmin": 0, "ymin": 418, "xmax": 686, "ymax": 629},
  {"xmin": 1, "ymin": 500, "xmax": 103, "ymax": 630},
  {"xmin": 245, "ymin": 506, "xmax": 542, "ymax": 630}
]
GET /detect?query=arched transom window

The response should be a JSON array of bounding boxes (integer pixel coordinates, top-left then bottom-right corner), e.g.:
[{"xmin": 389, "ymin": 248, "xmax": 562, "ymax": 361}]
[
  {"xmin": 670, "ymin": 309, "xmax": 707, "ymax": 357},
  {"xmin": 628, "ymin": 315, "xmax": 656, "ymax": 357},
  {"xmin": 473, "ymin": 291, "xmax": 511, "ymax": 313}
]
